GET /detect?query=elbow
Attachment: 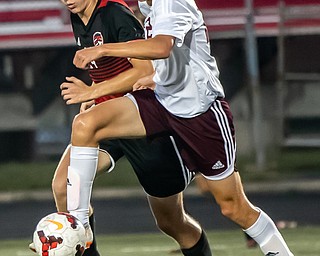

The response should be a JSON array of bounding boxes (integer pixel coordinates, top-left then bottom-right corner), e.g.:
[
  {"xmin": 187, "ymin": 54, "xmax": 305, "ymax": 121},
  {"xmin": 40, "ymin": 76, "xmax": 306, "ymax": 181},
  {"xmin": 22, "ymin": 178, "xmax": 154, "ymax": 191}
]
[
  {"xmin": 158, "ymin": 52, "xmax": 170, "ymax": 59},
  {"xmin": 151, "ymin": 36, "xmax": 173, "ymax": 59},
  {"xmin": 153, "ymin": 47, "xmax": 171, "ymax": 59}
]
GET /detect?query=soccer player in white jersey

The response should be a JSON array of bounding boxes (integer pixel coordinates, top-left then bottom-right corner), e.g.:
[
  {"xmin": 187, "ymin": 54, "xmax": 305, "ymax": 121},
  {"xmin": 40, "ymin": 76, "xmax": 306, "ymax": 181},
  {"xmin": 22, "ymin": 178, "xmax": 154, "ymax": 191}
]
[{"xmin": 62, "ymin": 0, "xmax": 294, "ymax": 255}]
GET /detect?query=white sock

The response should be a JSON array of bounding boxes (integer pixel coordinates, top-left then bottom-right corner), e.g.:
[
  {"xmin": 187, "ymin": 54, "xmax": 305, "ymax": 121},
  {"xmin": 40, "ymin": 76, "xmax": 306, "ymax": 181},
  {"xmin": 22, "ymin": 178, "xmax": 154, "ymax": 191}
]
[
  {"xmin": 244, "ymin": 209, "xmax": 294, "ymax": 256},
  {"xmin": 67, "ymin": 146, "xmax": 98, "ymax": 228}
]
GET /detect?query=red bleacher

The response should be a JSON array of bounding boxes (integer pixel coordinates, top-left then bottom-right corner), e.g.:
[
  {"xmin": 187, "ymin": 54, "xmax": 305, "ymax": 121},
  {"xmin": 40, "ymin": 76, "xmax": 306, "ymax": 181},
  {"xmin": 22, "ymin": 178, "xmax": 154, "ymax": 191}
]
[
  {"xmin": 0, "ymin": 9, "xmax": 61, "ymax": 23},
  {"xmin": 1, "ymin": 0, "xmax": 320, "ymax": 49},
  {"xmin": 0, "ymin": 0, "xmax": 73, "ymax": 49}
]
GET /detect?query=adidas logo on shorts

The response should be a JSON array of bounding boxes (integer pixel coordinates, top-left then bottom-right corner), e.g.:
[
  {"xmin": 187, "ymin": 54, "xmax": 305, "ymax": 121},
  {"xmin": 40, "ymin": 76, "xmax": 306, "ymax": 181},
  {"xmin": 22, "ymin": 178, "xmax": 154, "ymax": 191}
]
[{"xmin": 211, "ymin": 161, "xmax": 225, "ymax": 170}]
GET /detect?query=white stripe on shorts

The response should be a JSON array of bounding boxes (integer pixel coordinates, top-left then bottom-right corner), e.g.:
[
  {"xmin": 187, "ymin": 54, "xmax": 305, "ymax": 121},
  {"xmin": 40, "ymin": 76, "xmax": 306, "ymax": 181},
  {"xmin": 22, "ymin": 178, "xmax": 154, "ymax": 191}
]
[
  {"xmin": 210, "ymin": 100, "xmax": 236, "ymax": 170},
  {"xmin": 169, "ymin": 136, "xmax": 193, "ymax": 189}
]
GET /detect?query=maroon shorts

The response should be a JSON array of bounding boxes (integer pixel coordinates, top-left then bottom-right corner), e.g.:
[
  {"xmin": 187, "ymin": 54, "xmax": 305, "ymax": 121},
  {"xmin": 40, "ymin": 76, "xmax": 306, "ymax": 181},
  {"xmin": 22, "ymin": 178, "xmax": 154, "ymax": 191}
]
[{"xmin": 129, "ymin": 89, "xmax": 236, "ymax": 179}]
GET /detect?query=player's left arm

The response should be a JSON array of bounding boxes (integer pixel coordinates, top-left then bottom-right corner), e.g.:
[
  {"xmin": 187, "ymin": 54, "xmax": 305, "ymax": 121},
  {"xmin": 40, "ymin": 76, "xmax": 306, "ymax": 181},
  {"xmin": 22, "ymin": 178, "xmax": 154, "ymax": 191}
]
[{"xmin": 73, "ymin": 35, "xmax": 175, "ymax": 70}]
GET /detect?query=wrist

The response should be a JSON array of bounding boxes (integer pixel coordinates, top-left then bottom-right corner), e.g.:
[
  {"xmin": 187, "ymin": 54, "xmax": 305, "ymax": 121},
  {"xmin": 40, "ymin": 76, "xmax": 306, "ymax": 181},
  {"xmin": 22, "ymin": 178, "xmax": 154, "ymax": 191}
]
[{"xmin": 99, "ymin": 45, "xmax": 108, "ymax": 58}]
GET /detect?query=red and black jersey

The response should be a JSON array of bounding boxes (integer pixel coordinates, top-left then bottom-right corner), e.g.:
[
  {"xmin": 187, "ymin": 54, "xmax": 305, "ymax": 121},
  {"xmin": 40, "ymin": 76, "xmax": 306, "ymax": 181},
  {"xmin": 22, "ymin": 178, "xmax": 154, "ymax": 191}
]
[{"xmin": 71, "ymin": 0, "xmax": 144, "ymax": 103}]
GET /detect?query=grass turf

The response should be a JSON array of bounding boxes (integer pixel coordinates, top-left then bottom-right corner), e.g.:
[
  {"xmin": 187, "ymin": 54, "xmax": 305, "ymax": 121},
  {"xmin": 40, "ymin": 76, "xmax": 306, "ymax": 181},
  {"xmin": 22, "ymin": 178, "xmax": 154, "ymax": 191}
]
[{"xmin": 0, "ymin": 226, "xmax": 319, "ymax": 256}]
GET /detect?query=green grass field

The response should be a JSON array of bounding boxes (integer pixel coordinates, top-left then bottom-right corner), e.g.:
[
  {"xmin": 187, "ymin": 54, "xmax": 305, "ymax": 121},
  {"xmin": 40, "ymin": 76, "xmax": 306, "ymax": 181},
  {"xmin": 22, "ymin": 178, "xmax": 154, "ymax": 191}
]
[
  {"xmin": 1, "ymin": 148, "xmax": 320, "ymax": 192},
  {"xmin": 0, "ymin": 226, "xmax": 319, "ymax": 256}
]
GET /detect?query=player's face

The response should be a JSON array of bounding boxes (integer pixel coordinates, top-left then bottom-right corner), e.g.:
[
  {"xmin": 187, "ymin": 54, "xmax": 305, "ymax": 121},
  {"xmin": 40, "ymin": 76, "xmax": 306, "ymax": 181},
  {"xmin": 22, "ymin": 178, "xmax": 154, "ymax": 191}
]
[{"xmin": 60, "ymin": 0, "xmax": 94, "ymax": 14}]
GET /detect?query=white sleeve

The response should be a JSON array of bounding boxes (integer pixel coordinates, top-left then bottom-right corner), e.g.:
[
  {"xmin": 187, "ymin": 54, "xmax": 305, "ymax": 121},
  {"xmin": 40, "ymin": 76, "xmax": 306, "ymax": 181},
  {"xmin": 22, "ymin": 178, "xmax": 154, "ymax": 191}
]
[{"xmin": 152, "ymin": 0, "xmax": 193, "ymax": 47}]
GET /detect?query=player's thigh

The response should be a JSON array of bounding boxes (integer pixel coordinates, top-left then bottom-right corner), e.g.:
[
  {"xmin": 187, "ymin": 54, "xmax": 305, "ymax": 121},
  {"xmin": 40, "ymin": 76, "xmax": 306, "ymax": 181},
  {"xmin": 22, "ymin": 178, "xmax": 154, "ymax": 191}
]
[{"xmin": 78, "ymin": 97, "xmax": 147, "ymax": 141}]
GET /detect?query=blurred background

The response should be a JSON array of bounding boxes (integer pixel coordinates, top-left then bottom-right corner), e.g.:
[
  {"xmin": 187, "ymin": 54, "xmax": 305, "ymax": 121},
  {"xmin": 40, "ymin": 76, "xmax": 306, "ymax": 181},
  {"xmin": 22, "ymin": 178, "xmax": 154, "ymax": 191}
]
[{"xmin": 0, "ymin": 0, "xmax": 320, "ymax": 244}]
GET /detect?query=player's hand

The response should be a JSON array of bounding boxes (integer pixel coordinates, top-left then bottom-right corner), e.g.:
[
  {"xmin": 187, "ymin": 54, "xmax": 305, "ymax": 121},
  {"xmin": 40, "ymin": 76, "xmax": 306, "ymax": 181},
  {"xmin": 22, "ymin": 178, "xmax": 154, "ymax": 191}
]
[
  {"xmin": 133, "ymin": 74, "xmax": 156, "ymax": 91},
  {"xmin": 60, "ymin": 76, "xmax": 93, "ymax": 105},
  {"xmin": 73, "ymin": 46, "xmax": 103, "ymax": 69},
  {"xmin": 80, "ymin": 100, "xmax": 95, "ymax": 113}
]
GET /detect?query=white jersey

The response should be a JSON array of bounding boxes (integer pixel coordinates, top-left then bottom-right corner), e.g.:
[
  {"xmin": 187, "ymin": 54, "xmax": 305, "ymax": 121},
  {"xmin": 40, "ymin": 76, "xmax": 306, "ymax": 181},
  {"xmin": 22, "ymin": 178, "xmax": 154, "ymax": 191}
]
[{"xmin": 144, "ymin": 0, "xmax": 225, "ymax": 118}]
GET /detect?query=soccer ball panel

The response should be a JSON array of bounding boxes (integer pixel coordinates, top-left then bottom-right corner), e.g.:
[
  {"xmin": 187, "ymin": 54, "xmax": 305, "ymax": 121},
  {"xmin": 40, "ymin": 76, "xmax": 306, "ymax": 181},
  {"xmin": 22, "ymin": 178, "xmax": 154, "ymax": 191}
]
[{"xmin": 33, "ymin": 212, "xmax": 86, "ymax": 256}]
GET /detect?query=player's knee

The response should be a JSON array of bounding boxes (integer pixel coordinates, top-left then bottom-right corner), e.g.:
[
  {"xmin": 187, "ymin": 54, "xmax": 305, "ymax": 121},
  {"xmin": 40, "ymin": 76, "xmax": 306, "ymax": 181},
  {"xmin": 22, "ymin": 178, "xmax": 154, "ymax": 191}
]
[
  {"xmin": 72, "ymin": 112, "xmax": 97, "ymax": 142},
  {"xmin": 218, "ymin": 196, "xmax": 251, "ymax": 226},
  {"xmin": 218, "ymin": 198, "xmax": 240, "ymax": 221}
]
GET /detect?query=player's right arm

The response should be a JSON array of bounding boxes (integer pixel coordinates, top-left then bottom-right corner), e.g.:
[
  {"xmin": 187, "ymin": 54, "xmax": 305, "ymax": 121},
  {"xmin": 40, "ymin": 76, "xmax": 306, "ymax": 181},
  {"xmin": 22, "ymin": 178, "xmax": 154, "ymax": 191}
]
[
  {"xmin": 61, "ymin": 58, "xmax": 153, "ymax": 105},
  {"xmin": 89, "ymin": 58, "xmax": 153, "ymax": 100}
]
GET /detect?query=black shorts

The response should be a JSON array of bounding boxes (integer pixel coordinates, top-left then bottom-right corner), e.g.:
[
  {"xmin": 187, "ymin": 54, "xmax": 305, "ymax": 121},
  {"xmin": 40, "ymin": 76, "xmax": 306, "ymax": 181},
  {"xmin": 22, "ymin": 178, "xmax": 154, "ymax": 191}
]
[{"xmin": 100, "ymin": 135, "xmax": 194, "ymax": 198}]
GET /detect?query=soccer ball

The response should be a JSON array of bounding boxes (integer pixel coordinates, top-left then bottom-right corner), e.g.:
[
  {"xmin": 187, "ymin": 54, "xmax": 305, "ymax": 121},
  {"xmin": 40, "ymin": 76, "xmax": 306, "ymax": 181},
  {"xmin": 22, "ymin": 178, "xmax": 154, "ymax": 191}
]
[{"xmin": 33, "ymin": 212, "xmax": 86, "ymax": 256}]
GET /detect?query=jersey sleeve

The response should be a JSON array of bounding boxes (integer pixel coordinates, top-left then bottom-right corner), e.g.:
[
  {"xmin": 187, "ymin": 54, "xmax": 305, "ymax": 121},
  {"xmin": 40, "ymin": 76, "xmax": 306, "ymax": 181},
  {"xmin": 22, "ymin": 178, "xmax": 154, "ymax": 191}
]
[
  {"xmin": 152, "ymin": 0, "xmax": 200, "ymax": 47},
  {"xmin": 101, "ymin": 3, "xmax": 144, "ymax": 43}
]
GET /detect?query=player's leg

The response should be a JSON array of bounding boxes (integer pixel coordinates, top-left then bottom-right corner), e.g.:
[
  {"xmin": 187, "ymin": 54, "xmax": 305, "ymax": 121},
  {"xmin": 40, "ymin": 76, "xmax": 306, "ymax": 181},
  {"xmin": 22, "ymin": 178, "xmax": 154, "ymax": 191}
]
[
  {"xmin": 29, "ymin": 146, "xmax": 111, "ymax": 254},
  {"xmin": 194, "ymin": 174, "xmax": 257, "ymax": 248},
  {"xmin": 51, "ymin": 144, "xmax": 114, "ymax": 256},
  {"xmin": 80, "ymin": 150, "xmax": 112, "ymax": 256},
  {"xmin": 67, "ymin": 97, "xmax": 145, "ymax": 230},
  {"xmin": 71, "ymin": 97, "xmax": 146, "ymax": 147},
  {"xmin": 117, "ymin": 134, "xmax": 212, "ymax": 256},
  {"xmin": 204, "ymin": 172, "xmax": 294, "ymax": 256},
  {"xmin": 161, "ymin": 97, "xmax": 293, "ymax": 256},
  {"xmin": 52, "ymin": 144, "xmax": 112, "ymax": 212},
  {"xmin": 148, "ymin": 193, "xmax": 211, "ymax": 256},
  {"xmin": 51, "ymin": 144, "xmax": 71, "ymax": 212}
]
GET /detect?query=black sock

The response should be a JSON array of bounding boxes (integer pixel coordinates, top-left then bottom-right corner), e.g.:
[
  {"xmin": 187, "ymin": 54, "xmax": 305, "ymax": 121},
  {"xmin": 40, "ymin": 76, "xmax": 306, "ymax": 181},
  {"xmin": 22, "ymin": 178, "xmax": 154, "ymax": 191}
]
[
  {"xmin": 181, "ymin": 230, "xmax": 212, "ymax": 256},
  {"xmin": 82, "ymin": 213, "xmax": 100, "ymax": 256}
]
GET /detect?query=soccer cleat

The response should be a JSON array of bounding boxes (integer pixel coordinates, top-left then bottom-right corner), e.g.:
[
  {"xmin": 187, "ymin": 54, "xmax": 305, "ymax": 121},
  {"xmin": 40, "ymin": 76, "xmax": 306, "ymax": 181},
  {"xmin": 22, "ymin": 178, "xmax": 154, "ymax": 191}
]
[
  {"xmin": 84, "ymin": 225, "xmax": 94, "ymax": 249},
  {"xmin": 28, "ymin": 242, "xmax": 37, "ymax": 253}
]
